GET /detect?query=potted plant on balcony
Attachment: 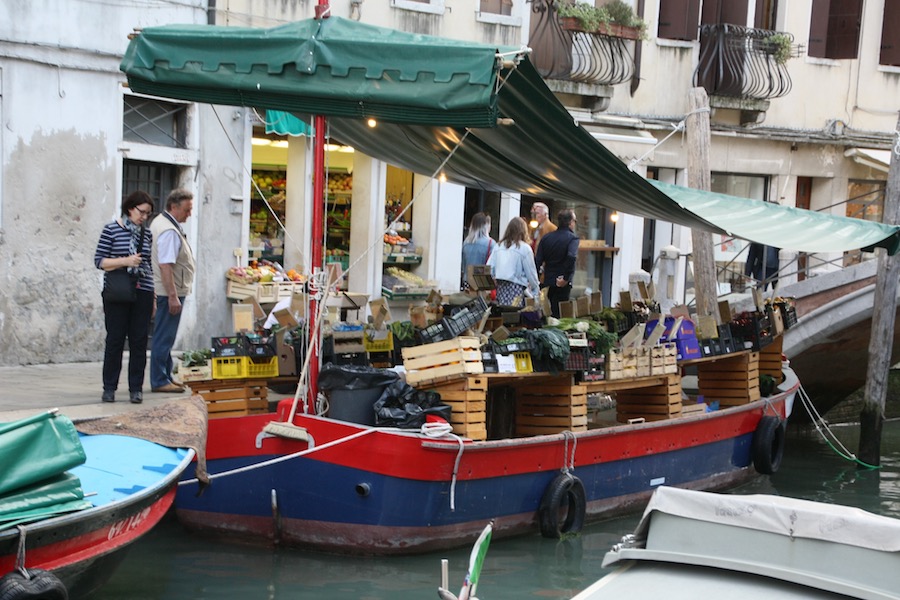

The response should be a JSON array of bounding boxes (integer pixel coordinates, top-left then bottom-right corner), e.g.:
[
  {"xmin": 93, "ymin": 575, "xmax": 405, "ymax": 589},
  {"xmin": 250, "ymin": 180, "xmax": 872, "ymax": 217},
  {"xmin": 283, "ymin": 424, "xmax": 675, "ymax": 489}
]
[
  {"xmin": 765, "ymin": 33, "xmax": 793, "ymax": 65},
  {"xmin": 556, "ymin": 0, "xmax": 647, "ymax": 41}
]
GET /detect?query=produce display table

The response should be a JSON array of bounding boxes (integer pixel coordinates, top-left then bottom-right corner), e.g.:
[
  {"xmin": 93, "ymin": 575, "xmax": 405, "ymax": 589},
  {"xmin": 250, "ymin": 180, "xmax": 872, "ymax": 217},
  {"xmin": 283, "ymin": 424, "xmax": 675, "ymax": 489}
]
[{"xmin": 415, "ymin": 370, "xmax": 690, "ymax": 439}]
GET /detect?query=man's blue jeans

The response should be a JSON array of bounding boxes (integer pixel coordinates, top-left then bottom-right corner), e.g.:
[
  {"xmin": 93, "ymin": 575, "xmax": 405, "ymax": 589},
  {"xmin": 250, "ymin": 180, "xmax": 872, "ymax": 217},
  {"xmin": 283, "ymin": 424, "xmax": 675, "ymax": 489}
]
[{"xmin": 150, "ymin": 295, "xmax": 184, "ymax": 388}]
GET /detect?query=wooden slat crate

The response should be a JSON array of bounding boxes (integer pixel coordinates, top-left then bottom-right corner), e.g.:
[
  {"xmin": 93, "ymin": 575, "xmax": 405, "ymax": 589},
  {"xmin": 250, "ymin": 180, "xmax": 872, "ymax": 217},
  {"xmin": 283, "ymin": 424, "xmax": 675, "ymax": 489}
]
[
  {"xmin": 187, "ymin": 379, "xmax": 268, "ymax": 419},
  {"xmin": 649, "ymin": 343, "xmax": 679, "ymax": 375},
  {"xmin": 402, "ymin": 337, "xmax": 483, "ymax": 386},
  {"xmin": 421, "ymin": 376, "xmax": 487, "ymax": 440},
  {"xmin": 514, "ymin": 383, "xmax": 588, "ymax": 435},
  {"xmin": 758, "ymin": 335, "xmax": 784, "ymax": 380},
  {"xmin": 696, "ymin": 351, "xmax": 761, "ymax": 406},
  {"xmin": 615, "ymin": 373, "xmax": 682, "ymax": 421}
]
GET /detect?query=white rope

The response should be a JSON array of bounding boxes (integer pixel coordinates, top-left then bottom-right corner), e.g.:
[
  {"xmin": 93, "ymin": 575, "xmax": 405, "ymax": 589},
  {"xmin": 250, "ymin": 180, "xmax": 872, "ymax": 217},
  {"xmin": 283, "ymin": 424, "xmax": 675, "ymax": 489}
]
[
  {"xmin": 178, "ymin": 428, "xmax": 378, "ymax": 487},
  {"xmin": 628, "ymin": 120, "xmax": 684, "ymax": 171},
  {"xmin": 561, "ymin": 430, "xmax": 577, "ymax": 473},
  {"xmin": 627, "ymin": 106, "xmax": 711, "ymax": 171},
  {"xmin": 796, "ymin": 383, "xmax": 859, "ymax": 461},
  {"xmin": 421, "ymin": 421, "xmax": 466, "ymax": 511}
]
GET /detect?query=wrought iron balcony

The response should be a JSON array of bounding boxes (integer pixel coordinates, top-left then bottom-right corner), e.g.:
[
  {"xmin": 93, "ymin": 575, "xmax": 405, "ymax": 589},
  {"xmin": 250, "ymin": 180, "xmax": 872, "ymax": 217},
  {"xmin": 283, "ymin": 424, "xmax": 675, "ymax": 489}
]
[
  {"xmin": 529, "ymin": 0, "xmax": 637, "ymax": 87},
  {"xmin": 694, "ymin": 24, "xmax": 795, "ymax": 101}
]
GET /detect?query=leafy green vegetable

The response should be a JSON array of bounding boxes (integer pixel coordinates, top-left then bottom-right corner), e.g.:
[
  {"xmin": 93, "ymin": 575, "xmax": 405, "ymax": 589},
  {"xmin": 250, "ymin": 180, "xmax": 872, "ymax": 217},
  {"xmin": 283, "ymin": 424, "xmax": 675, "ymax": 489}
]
[
  {"xmin": 522, "ymin": 328, "xmax": 571, "ymax": 374},
  {"xmin": 548, "ymin": 318, "xmax": 619, "ymax": 356},
  {"xmin": 181, "ymin": 348, "xmax": 211, "ymax": 367}
]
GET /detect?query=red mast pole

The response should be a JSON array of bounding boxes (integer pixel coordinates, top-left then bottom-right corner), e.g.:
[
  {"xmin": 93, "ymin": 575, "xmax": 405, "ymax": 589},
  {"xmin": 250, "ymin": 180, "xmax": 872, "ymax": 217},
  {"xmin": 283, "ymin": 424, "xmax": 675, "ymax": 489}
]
[{"xmin": 307, "ymin": 1, "xmax": 330, "ymax": 411}]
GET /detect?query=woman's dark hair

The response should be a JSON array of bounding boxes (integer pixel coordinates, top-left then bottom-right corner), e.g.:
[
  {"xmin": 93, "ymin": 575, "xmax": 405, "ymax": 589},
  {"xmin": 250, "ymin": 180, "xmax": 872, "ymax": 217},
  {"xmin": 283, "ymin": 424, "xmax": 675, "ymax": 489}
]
[{"xmin": 122, "ymin": 190, "xmax": 154, "ymax": 216}]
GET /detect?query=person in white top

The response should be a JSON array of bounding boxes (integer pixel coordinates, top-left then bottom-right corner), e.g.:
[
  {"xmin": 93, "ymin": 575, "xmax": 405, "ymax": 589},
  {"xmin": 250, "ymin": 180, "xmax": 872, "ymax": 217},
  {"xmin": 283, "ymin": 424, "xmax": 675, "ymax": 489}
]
[{"xmin": 487, "ymin": 217, "xmax": 540, "ymax": 307}]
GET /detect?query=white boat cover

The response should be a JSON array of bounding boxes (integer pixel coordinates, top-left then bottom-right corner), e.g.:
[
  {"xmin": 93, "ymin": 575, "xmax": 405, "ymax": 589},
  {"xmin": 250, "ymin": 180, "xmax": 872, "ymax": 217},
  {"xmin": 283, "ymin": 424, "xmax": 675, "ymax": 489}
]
[{"xmin": 637, "ymin": 486, "xmax": 900, "ymax": 553}]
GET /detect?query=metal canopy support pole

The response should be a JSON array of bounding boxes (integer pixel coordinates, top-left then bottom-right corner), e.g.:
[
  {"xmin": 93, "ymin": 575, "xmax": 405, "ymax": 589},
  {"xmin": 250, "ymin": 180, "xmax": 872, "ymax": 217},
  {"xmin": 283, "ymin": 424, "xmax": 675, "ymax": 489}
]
[{"xmin": 308, "ymin": 1, "xmax": 330, "ymax": 408}]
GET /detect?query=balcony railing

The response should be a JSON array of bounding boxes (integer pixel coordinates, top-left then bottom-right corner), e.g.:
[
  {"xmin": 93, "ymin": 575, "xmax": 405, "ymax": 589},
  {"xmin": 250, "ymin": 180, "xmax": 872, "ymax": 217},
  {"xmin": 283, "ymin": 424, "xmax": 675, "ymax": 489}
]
[
  {"xmin": 529, "ymin": 0, "xmax": 636, "ymax": 86},
  {"xmin": 694, "ymin": 24, "xmax": 794, "ymax": 101}
]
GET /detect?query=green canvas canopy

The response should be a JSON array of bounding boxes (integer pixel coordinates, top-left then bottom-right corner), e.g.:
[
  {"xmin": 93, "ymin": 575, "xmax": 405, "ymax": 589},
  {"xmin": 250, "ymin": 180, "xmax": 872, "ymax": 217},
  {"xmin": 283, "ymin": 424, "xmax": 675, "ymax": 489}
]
[{"xmin": 121, "ymin": 16, "xmax": 900, "ymax": 255}]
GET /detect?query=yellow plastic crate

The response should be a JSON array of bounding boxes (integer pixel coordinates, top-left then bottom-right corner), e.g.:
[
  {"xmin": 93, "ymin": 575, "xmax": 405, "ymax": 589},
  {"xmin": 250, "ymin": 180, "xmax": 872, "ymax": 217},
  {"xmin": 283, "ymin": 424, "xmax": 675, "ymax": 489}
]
[
  {"xmin": 513, "ymin": 351, "xmax": 533, "ymax": 373},
  {"xmin": 364, "ymin": 329, "xmax": 394, "ymax": 353},
  {"xmin": 212, "ymin": 356, "xmax": 278, "ymax": 380}
]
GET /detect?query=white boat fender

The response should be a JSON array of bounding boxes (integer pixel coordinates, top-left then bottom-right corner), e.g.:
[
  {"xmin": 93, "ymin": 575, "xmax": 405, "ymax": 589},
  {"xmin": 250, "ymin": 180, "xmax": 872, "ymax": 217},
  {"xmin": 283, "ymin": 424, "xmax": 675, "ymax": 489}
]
[
  {"xmin": 751, "ymin": 415, "xmax": 786, "ymax": 475},
  {"xmin": 0, "ymin": 568, "xmax": 68, "ymax": 600},
  {"xmin": 538, "ymin": 472, "xmax": 586, "ymax": 538}
]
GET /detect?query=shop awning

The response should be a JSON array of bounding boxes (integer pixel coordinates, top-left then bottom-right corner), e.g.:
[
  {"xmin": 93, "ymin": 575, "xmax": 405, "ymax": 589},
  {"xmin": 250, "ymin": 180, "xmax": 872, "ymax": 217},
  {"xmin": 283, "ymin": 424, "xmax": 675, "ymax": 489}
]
[{"xmin": 121, "ymin": 16, "xmax": 900, "ymax": 255}]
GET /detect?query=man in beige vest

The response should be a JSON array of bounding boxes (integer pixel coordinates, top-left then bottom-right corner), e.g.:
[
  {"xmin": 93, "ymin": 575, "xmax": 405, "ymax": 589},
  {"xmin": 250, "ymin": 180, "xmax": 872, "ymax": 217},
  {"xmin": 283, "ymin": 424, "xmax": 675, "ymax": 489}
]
[{"xmin": 149, "ymin": 188, "xmax": 195, "ymax": 392}]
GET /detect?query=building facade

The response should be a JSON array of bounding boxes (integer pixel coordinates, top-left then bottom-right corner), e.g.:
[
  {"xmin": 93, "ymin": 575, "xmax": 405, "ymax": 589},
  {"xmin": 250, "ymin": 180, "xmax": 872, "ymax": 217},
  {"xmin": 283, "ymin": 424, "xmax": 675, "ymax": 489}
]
[{"xmin": 0, "ymin": 0, "xmax": 894, "ymax": 366}]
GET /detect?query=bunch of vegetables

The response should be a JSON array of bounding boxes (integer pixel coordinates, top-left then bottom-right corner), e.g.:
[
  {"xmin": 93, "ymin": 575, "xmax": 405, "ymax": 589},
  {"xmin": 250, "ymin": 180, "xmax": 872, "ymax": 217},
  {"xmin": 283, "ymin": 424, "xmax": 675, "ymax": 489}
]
[
  {"xmin": 521, "ymin": 328, "xmax": 571, "ymax": 374},
  {"xmin": 548, "ymin": 317, "xmax": 619, "ymax": 356}
]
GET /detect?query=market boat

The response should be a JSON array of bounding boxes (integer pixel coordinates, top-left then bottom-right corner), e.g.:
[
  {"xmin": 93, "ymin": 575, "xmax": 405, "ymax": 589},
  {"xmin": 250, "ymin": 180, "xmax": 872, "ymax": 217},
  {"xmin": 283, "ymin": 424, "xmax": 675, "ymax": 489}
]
[
  {"xmin": 572, "ymin": 485, "xmax": 900, "ymax": 600},
  {"xmin": 0, "ymin": 410, "xmax": 197, "ymax": 600},
  {"xmin": 174, "ymin": 348, "xmax": 800, "ymax": 555}
]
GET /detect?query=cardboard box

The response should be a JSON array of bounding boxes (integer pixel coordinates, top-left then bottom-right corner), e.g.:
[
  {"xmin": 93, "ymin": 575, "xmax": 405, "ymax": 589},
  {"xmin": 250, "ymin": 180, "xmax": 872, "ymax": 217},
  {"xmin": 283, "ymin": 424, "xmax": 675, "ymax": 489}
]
[
  {"xmin": 589, "ymin": 292, "xmax": 604, "ymax": 314},
  {"xmin": 559, "ymin": 300, "xmax": 576, "ymax": 319},
  {"xmin": 575, "ymin": 295, "xmax": 590, "ymax": 317},
  {"xmin": 369, "ymin": 298, "xmax": 392, "ymax": 329},
  {"xmin": 232, "ymin": 303, "xmax": 255, "ymax": 333}
]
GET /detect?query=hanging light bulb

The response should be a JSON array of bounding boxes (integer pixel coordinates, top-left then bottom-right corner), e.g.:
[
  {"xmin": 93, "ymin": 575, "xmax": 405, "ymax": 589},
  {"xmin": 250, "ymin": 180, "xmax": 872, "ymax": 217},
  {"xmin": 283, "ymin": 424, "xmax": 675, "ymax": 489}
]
[
  {"xmin": 610, "ymin": 211, "xmax": 619, "ymax": 223},
  {"xmin": 367, "ymin": 118, "xmax": 377, "ymax": 128},
  {"xmin": 439, "ymin": 172, "xmax": 447, "ymax": 183},
  {"xmin": 529, "ymin": 219, "xmax": 538, "ymax": 229}
]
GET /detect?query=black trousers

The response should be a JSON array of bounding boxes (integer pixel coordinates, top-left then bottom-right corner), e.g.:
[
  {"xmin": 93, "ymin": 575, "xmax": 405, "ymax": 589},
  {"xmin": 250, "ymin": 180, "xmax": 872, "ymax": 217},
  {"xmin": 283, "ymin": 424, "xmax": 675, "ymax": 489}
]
[
  {"xmin": 102, "ymin": 289, "xmax": 154, "ymax": 392},
  {"xmin": 546, "ymin": 284, "xmax": 572, "ymax": 318}
]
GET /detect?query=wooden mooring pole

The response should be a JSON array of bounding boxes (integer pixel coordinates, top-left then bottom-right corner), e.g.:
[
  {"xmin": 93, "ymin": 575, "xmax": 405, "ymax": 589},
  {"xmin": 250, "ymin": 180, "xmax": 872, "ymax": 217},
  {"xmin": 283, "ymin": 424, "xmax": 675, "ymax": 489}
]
[
  {"xmin": 686, "ymin": 88, "xmax": 719, "ymax": 322},
  {"xmin": 858, "ymin": 114, "xmax": 900, "ymax": 467}
]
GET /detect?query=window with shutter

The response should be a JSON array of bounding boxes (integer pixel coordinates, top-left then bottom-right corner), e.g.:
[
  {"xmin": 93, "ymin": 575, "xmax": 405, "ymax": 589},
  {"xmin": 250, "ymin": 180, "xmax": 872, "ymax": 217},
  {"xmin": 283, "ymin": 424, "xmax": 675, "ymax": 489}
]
[
  {"xmin": 808, "ymin": 0, "xmax": 862, "ymax": 60},
  {"xmin": 657, "ymin": 0, "xmax": 700, "ymax": 41},
  {"xmin": 880, "ymin": 1, "xmax": 900, "ymax": 66}
]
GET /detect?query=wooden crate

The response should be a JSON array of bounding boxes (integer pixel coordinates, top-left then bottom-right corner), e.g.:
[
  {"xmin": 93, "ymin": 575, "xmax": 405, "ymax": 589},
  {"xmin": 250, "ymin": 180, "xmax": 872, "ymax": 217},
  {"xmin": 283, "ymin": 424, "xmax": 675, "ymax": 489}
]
[
  {"xmin": 758, "ymin": 335, "xmax": 784, "ymax": 381},
  {"xmin": 422, "ymin": 376, "xmax": 488, "ymax": 440},
  {"xmin": 615, "ymin": 373, "xmax": 682, "ymax": 421},
  {"xmin": 187, "ymin": 379, "xmax": 268, "ymax": 419},
  {"xmin": 175, "ymin": 364, "xmax": 212, "ymax": 384},
  {"xmin": 696, "ymin": 352, "xmax": 761, "ymax": 406},
  {"xmin": 402, "ymin": 337, "xmax": 483, "ymax": 386},
  {"xmin": 514, "ymin": 383, "xmax": 588, "ymax": 435}
]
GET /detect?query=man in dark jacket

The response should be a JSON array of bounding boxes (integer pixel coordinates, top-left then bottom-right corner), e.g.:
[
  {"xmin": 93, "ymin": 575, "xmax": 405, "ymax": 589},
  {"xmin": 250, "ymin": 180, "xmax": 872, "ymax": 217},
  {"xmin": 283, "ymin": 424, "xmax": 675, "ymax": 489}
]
[
  {"xmin": 744, "ymin": 242, "xmax": 780, "ymax": 291},
  {"xmin": 535, "ymin": 209, "xmax": 580, "ymax": 318}
]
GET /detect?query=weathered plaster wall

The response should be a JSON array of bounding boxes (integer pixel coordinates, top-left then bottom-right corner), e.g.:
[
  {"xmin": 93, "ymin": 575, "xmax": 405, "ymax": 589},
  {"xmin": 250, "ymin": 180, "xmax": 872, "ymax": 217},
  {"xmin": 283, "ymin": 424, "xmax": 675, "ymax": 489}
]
[{"xmin": 0, "ymin": 0, "xmax": 205, "ymax": 365}]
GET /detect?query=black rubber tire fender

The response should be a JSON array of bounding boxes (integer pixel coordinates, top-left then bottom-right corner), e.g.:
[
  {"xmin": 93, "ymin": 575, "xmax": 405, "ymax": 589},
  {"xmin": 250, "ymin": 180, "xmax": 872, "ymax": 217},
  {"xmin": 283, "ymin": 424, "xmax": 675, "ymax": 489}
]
[
  {"xmin": 0, "ymin": 569, "xmax": 68, "ymax": 600},
  {"xmin": 752, "ymin": 415, "xmax": 786, "ymax": 475},
  {"xmin": 538, "ymin": 473, "xmax": 586, "ymax": 538}
]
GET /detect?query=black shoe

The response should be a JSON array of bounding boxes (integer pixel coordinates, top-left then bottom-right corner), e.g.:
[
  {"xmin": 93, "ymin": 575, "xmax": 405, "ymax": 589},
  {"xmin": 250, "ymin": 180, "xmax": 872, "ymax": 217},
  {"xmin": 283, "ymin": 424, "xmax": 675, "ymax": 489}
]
[
  {"xmin": 102, "ymin": 390, "xmax": 115, "ymax": 403},
  {"xmin": 130, "ymin": 391, "xmax": 143, "ymax": 404}
]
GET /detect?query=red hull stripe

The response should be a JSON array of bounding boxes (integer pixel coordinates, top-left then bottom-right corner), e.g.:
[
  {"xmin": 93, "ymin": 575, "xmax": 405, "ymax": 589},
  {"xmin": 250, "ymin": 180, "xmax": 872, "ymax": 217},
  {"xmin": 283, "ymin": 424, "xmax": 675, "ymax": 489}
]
[
  {"xmin": 0, "ymin": 487, "xmax": 175, "ymax": 573},
  {"xmin": 204, "ymin": 395, "xmax": 788, "ymax": 482}
]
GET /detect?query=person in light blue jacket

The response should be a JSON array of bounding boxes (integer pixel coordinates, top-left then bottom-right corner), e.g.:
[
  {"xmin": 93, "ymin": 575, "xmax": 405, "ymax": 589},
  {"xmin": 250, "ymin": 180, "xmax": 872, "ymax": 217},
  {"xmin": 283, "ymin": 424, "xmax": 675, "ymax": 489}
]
[
  {"xmin": 461, "ymin": 212, "xmax": 494, "ymax": 290},
  {"xmin": 487, "ymin": 217, "xmax": 540, "ymax": 307}
]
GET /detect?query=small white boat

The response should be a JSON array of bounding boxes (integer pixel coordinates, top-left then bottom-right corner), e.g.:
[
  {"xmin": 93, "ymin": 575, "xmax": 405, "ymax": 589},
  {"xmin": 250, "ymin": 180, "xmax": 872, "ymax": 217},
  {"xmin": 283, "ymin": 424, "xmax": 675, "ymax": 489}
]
[{"xmin": 573, "ymin": 486, "xmax": 900, "ymax": 600}]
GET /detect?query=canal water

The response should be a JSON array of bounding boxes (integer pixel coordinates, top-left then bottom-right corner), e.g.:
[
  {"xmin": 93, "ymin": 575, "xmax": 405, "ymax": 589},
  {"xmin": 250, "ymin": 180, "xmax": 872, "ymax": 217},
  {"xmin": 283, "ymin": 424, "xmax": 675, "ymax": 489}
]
[{"xmin": 97, "ymin": 419, "xmax": 900, "ymax": 600}]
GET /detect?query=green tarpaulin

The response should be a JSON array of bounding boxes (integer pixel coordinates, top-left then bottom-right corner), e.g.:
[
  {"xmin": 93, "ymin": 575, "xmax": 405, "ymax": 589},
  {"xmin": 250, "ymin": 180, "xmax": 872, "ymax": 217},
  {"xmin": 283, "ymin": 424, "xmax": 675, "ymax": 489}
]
[
  {"xmin": 121, "ymin": 16, "xmax": 900, "ymax": 255},
  {"xmin": 0, "ymin": 412, "xmax": 91, "ymax": 529}
]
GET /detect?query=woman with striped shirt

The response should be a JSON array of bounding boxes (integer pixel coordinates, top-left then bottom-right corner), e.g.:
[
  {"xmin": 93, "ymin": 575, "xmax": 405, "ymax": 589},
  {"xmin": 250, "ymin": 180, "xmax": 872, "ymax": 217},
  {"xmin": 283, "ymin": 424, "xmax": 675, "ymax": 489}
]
[{"xmin": 93, "ymin": 191, "xmax": 155, "ymax": 403}]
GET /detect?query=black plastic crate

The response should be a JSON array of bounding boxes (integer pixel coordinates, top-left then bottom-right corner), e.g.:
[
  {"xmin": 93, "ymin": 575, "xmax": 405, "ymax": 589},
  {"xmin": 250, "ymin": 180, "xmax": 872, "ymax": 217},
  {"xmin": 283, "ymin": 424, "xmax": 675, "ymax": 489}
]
[
  {"xmin": 780, "ymin": 304, "xmax": 798, "ymax": 329},
  {"xmin": 416, "ymin": 320, "xmax": 452, "ymax": 345},
  {"xmin": 490, "ymin": 338, "xmax": 533, "ymax": 356},
  {"xmin": 565, "ymin": 347, "xmax": 590, "ymax": 371},
  {"xmin": 732, "ymin": 312, "xmax": 773, "ymax": 351},
  {"xmin": 246, "ymin": 333, "xmax": 277, "ymax": 358},
  {"xmin": 211, "ymin": 335, "xmax": 249, "ymax": 358}
]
